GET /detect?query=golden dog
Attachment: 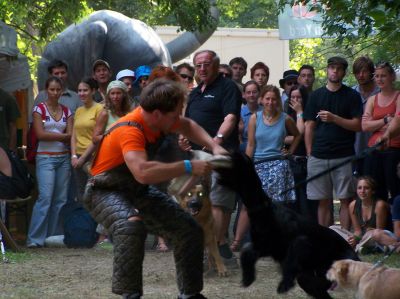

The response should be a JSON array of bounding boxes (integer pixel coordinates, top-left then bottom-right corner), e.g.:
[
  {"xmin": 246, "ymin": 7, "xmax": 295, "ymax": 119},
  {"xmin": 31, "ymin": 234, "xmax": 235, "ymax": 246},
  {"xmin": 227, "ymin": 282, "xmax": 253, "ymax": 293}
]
[
  {"xmin": 174, "ymin": 183, "xmax": 227, "ymax": 277},
  {"xmin": 326, "ymin": 259, "xmax": 400, "ymax": 299}
]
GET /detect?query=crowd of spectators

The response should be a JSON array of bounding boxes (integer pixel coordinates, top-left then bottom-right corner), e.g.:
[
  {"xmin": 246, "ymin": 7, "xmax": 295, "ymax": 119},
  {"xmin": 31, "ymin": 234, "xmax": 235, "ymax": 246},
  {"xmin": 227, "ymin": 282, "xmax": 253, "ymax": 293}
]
[{"xmin": 1, "ymin": 52, "xmax": 400, "ymax": 258}]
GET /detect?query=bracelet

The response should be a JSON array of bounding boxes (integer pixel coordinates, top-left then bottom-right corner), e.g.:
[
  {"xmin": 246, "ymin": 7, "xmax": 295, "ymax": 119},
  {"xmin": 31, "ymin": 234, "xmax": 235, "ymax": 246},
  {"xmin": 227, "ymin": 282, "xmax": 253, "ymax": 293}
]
[
  {"xmin": 71, "ymin": 154, "xmax": 78, "ymax": 159},
  {"xmin": 183, "ymin": 160, "xmax": 192, "ymax": 174},
  {"xmin": 297, "ymin": 113, "xmax": 303, "ymax": 119}
]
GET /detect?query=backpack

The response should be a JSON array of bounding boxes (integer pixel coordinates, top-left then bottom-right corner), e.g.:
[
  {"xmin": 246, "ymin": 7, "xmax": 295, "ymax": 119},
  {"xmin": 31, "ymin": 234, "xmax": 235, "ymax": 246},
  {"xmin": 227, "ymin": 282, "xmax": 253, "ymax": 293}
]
[
  {"xmin": 26, "ymin": 103, "xmax": 69, "ymax": 164},
  {"xmin": 63, "ymin": 202, "xmax": 98, "ymax": 248},
  {"xmin": 0, "ymin": 150, "xmax": 34, "ymax": 199}
]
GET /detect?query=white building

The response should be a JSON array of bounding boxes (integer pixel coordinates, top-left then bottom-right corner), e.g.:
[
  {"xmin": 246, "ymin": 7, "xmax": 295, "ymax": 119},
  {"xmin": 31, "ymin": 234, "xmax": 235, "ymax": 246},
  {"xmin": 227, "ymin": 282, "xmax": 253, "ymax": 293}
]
[{"xmin": 155, "ymin": 26, "xmax": 289, "ymax": 86}]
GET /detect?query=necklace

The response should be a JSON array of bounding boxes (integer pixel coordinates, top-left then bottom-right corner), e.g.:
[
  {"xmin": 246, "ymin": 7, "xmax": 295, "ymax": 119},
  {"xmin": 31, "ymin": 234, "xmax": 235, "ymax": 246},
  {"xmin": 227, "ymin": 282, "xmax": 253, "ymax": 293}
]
[
  {"xmin": 47, "ymin": 105, "xmax": 59, "ymax": 119},
  {"xmin": 263, "ymin": 111, "xmax": 277, "ymax": 122}
]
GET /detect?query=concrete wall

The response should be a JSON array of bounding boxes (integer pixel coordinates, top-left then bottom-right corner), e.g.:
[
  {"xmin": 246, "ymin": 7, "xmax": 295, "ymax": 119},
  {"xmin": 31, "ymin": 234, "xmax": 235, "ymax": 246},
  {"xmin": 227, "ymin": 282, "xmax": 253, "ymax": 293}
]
[{"xmin": 155, "ymin": 26, "xmax": 289, "ymax": 87}]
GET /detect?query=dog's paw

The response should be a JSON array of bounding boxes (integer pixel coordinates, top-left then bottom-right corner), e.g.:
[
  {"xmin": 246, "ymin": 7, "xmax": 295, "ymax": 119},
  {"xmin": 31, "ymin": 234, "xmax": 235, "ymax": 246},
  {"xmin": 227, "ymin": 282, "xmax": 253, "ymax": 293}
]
[
  {"xmin": 277, "ymin": 280, "xmax": 295, "ymax": 293},
  {"xmin": 217, "ymin": 269, "xmax": 229, "ymax": 277}
]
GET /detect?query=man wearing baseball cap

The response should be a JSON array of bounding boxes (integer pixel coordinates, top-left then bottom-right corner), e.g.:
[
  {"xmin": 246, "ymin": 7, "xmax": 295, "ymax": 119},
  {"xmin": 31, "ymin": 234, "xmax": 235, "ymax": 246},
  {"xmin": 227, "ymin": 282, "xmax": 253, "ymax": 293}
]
[
  {"xmin": 92, "ymin": 59, "xmax": 112, "ymax": 103},
  {"xmin": 303, "ymin": 56, "xmax": 362, "ymax": 230},
  {"xmin": 116, "ymin": 69, "xmax": 136, "ymax": 96}
]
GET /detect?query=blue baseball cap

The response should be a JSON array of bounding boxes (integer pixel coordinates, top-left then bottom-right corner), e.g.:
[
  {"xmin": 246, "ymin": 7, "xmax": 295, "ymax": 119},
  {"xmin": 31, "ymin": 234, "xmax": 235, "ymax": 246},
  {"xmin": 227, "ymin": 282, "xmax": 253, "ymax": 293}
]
[{"xmin": 134, "ymin": 65, "xmax": 151, "ymax": 83}]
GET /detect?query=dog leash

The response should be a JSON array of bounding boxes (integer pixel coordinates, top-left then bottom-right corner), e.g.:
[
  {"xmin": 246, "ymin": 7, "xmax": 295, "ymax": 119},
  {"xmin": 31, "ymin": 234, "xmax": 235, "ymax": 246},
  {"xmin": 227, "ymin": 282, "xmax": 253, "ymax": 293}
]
[
  {"xmin": 370, "ymin": 244, "xmax": 400, "ymax": 271},
  {"xmin": 279, "ymin": 141, "xmax": 384, "ymax": 195}
]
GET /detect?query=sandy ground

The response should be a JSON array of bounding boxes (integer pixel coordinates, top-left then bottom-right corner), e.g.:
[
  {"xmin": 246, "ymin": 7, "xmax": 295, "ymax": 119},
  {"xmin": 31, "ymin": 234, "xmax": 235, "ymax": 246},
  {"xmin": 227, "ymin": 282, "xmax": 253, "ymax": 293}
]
[{"xmin": 0, "ymin": 241, "xmax": 355, "ymax": 299}]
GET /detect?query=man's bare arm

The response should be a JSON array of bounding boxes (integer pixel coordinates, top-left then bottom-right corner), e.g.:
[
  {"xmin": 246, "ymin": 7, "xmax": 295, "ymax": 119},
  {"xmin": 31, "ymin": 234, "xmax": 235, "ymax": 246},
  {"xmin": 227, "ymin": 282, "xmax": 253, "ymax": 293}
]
[
  {"xmin": 304, "ymin": 120, "xmax": 315, "ymax": 156},
  {"xmin": 124, "ymin": 151, "xmax": 212, "ymax": 185}
]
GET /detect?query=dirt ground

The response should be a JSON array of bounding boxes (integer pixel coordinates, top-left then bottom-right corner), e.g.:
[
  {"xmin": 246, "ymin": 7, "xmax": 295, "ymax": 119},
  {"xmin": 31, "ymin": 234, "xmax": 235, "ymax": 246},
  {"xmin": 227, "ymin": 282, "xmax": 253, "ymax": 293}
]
[{"xmin": 0, "ymin": 240, "xmax": 354, "ymax": 299}]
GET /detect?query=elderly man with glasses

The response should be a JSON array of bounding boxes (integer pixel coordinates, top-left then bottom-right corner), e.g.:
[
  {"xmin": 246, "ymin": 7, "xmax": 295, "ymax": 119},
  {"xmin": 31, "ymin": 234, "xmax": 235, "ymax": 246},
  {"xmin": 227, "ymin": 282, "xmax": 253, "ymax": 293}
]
[{"xmin": 180, "ymin": 50, "xmax": 242, "ymax": 265}]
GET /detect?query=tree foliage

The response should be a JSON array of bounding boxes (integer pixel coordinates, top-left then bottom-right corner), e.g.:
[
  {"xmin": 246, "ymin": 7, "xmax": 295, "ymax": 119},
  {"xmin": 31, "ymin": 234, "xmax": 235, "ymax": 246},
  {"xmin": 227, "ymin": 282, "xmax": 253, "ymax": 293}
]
[
  {"xmin": 278, "ymin": 0, "xmax": 400, "ymax": 64},
  {"xmin": 217, "ymin": 0, "xmax": 278, "ymax": 28}
]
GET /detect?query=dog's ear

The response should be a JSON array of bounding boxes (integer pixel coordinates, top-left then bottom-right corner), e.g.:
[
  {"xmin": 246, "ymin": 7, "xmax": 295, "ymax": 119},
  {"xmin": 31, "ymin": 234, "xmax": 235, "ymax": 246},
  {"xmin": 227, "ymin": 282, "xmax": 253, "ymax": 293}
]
[
  {"xmin": 200, "ymin": 175, "xmax": 211, "ymax": 194},
  {"xmin": 338, "ymin": 261, "xmax": 349, "ymax": 281}
]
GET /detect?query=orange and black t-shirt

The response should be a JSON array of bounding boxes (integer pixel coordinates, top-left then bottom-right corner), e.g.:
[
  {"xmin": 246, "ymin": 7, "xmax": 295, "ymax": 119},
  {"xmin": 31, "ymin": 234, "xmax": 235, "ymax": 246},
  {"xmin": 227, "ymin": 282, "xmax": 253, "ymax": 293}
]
[{"xmin": 91, "ymin": 107, "xmax": 177, "ymax": 176}]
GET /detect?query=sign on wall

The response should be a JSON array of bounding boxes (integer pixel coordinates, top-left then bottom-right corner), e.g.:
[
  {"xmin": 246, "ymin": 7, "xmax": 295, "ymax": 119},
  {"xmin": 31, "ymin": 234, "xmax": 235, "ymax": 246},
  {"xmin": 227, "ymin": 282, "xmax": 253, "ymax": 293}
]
[{"xmin": 278, "ymin": 1, "xmax": 324, "ymax": 40}]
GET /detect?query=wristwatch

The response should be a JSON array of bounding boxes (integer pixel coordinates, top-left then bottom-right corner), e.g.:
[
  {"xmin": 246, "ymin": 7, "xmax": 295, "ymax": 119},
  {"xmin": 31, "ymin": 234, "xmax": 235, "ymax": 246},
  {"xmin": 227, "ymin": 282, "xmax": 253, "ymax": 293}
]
[{"xmin": 216, "ymin": 133, "xmax": 224, "ymax": 140}]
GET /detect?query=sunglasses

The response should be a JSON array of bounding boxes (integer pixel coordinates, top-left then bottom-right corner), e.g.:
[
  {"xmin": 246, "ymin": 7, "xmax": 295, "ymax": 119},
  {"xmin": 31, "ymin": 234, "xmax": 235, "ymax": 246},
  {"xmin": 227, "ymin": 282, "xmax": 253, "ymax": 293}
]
[
  {"xmin": 285, "ymin": 81, "xmax": 298, "ymax": 86},
  {"xmin": 139, "ymin": 76, "xmax": 149, "ymax": 83},
  {"xmin": 179, "ymin": 73, "xmax": 194, "ymax": 82}
]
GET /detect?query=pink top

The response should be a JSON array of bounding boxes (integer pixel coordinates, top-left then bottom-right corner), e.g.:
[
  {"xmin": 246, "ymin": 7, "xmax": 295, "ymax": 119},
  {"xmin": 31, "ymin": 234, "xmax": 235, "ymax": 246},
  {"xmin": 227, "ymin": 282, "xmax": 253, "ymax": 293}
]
[{"xmin": 368, "ymin": 92, "xmax": 400, "ymax": 148}]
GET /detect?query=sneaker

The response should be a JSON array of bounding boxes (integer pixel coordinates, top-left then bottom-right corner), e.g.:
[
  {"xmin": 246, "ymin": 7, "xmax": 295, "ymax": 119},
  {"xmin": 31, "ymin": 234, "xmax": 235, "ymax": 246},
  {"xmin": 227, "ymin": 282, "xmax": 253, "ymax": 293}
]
[
  {"xmin": 218, "ymin": 243, "xmax": 233, "ymax": 259},
  {"xmin": 27, "ymin": 243, "xmax": 42, "ymax": 248}
]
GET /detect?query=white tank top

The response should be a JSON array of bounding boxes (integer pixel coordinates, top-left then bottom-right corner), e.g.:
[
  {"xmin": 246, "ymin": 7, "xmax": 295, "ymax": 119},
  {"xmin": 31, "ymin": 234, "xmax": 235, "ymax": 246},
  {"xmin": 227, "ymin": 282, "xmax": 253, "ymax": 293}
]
[{"xmin": 34, "ymin": 103, "xmax": 71, "ymax": 153}]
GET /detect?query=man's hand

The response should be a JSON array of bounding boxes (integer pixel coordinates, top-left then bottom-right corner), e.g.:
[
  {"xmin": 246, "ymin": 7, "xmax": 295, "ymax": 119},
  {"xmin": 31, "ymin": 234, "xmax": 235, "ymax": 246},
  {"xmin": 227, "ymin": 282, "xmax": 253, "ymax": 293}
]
[
  {"xmin": 317, "ymin": 110, "xmax": 336, "ymax": 123},
  {"xmin": 178, "ymin": 135, "xmax": 192, "ymax": 152},
  {"xmin": 190, "ymin": 160, "xmax": 213, "ymax": 176}
]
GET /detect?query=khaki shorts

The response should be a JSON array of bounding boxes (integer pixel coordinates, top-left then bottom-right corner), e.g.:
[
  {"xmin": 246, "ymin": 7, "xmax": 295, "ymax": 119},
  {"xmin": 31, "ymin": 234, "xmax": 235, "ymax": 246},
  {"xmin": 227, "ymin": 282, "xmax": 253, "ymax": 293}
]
[
  {"xmin": 210, "ymin": 172, "xmax": 237, "ymax": 211},
  {"xmin": 307, "ymin": 156, "xmax": 356, "ymax": 200}
]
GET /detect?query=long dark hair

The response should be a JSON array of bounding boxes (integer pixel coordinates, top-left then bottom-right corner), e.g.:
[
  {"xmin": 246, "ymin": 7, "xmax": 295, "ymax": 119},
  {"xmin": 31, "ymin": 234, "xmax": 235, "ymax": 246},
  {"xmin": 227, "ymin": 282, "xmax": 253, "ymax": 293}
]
[{"xmin": 287, "ymin": 85, "xmax": 309, "ymax": 117}]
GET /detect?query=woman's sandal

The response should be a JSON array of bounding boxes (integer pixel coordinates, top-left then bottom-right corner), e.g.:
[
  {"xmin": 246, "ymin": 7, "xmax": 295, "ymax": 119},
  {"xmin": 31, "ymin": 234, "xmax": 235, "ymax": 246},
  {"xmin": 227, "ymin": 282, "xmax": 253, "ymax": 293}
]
[
  {"xmin": 230, "ymin": 239, "xmax": 241, "ymax": 252},
  {"xmin": 156, "ymin": 242, "xmax": 169, "ymax": 252}
]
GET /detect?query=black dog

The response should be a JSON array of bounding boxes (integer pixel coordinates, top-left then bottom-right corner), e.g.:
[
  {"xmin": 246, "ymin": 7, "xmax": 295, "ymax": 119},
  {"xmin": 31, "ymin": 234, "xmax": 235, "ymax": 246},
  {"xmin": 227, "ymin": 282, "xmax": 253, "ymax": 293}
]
[{"xmin": 215, "ymin": 152, "xmax": 359, "ymax": 299}]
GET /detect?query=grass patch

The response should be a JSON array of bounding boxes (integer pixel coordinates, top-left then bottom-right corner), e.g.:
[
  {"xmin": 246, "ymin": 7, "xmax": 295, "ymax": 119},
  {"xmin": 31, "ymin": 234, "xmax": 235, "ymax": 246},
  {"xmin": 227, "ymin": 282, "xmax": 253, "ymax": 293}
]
[
  {"xmin": 3, "ymin": 250, "xmax": 35, "ymax": 263},
  {"xmin": 360, "ymin": 252, "xmax": 400, "ymax": 268}
]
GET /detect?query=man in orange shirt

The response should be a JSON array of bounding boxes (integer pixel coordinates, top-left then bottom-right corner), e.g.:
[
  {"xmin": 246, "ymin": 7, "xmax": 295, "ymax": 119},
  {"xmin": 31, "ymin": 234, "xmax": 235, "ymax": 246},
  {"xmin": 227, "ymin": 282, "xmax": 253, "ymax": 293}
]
[{"xmin": 84, "ymin": 79, "xmax": 227, "ymax": 299}]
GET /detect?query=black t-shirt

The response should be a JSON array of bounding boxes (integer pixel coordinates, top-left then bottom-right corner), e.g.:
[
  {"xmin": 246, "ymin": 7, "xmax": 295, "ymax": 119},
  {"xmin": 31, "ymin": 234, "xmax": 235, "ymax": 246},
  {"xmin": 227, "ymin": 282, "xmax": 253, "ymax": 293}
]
[
  {"xmin": 186, "ymin": 74, "xmax": 242, "ymax": 150},
  {"xmin": 304, "ymin": 85, "xmax": 362, "ymax": 159}
]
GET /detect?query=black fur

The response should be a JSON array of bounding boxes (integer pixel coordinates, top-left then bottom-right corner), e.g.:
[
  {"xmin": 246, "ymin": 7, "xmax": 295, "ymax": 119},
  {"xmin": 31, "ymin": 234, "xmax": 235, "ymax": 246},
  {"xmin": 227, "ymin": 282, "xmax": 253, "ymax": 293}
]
[{"xmin": 215, "ymin": 152, "xmax": 359, "ymax": 299}]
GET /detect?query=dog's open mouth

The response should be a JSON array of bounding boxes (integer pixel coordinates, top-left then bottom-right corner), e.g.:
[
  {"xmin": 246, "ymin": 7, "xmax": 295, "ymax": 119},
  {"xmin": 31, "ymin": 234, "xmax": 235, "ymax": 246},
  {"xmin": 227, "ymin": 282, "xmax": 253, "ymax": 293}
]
[
  {"xmin": 187, "ymin": 199, "xmax": 202, "ymax": 216},
  {"xmin": 188, "ymin": 207, "xmax": 200, "ymax": 216},
  {"xmin": 329, "ymin": 281, "xmax": 338, "ymax": 291}
]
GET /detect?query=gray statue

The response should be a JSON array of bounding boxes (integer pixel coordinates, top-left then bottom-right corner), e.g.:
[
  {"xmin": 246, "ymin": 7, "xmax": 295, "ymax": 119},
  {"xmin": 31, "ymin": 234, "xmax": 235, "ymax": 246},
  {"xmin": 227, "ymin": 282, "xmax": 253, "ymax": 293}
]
[{"xmin": 37, "ymin": 2, "xmax": 218, "ymax": 90}]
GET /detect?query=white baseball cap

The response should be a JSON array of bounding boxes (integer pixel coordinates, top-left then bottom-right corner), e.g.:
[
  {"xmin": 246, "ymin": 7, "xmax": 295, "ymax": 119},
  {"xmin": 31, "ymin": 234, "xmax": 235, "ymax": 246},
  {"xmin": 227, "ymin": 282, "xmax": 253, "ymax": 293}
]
[{"xmin": 116, "ymin": 69, "xmax": 136, "ymax": 81}]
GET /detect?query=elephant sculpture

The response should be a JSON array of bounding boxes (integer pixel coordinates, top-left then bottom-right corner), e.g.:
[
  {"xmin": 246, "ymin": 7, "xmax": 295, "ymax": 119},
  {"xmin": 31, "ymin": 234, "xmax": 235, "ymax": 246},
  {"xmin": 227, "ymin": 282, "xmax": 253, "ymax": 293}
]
[{"xmin": 38, "ymin": 1, "xmax": 218, "ymax": 90}]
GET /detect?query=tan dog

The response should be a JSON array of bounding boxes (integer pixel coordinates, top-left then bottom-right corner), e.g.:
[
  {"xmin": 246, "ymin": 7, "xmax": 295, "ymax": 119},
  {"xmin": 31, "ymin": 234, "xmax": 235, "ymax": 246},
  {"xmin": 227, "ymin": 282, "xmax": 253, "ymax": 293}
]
[
  {"xmin": 174, "ymin": 183, "xmax": 227, "ymax": 277},
  {"xmin": 326, "ymin": 259, "xmax": 400, "ymax": 299}
]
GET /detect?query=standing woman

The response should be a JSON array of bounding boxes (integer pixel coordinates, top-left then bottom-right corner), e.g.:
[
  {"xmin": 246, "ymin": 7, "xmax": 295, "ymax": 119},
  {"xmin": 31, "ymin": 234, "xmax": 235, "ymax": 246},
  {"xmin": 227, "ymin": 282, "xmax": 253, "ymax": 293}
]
[
  {"xmin": 285, "ymin": 85, "xmax": 318, "ymax": 220},
  {"xmin": 71, "ymin": 78, "xmax": 103, "ymax": 201},
  {"xmin": 362, "ymin": 62, "xmax": 400, "ymax": 202},
  {"xmin": 27, "ymin": 76, "xmax": 73, "ymax": 248},
  {"xmin": 239, "ymin": 80, "xmax": 262, "ymax": 152},
  {"xmin": 246, "ymin": 85, "xmax": 301, "ymax": 205},
  {"xmin": 92, "ymin": 80, "xmax": 131, "ymax": 144},
  {"xmin": 231, "ymin": 80, "xmax": 262, "ymax": 251}
]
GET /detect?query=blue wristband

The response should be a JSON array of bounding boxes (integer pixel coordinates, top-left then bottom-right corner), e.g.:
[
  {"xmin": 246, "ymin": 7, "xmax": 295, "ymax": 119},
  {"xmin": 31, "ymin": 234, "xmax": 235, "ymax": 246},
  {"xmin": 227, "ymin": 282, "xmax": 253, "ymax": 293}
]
[{"xmin": 184, "ymin": 160, "xmax": 192, "ymax": 174}]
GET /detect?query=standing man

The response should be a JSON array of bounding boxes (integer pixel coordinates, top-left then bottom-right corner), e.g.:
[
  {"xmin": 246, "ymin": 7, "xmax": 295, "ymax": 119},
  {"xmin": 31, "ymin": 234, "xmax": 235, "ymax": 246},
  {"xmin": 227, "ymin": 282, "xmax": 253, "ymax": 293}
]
[
  {"xmin": 92, "ymin": 59, "xmax": 112, "ymax": 103},
  {"xmin": 85, "ymin": 79, "xmax": 226, "ymax": 299},
  {"xmin": 33, "ymin": 59, "xmax": 81, "ymax": 114},
  {"xmin": 352, "ymin": 56, "xmax": 380, "ymax": 175},
  {"xmin": 184, "ymin": 50, "xmax": 242, "ymax": 262},
  {"xmin": 0, "ymin": 88, "xmax": 20, "ymax": 151},
  {"xmin": 229, "ymin": 57, "xmax": 247, "ymax": 89},
  {"xmin": 304, "ymin": 57, "xmax": 362, "ymax": 230},
  {"xmin": 298, "ymin": 64, "xmax": 315, "ymax": 93},
  {"xmin": 279, "ymin": 69, "xmax": 299, "ymax": 105}
]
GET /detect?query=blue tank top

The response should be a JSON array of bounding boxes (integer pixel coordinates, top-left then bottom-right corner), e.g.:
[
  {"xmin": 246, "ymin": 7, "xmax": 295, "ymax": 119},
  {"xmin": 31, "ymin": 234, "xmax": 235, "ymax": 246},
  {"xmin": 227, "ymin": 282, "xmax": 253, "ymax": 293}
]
[{"xmin": 253, "ymin": 111, "xmax": 286, "ymax": 161}]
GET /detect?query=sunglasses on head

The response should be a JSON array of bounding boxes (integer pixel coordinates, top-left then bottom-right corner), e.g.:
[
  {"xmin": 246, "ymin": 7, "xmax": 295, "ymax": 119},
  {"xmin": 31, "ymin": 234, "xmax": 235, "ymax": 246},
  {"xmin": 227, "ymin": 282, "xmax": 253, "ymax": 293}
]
[{"xmin": 179, "ymin": 73, "xmax": 194, "ymax": 82}]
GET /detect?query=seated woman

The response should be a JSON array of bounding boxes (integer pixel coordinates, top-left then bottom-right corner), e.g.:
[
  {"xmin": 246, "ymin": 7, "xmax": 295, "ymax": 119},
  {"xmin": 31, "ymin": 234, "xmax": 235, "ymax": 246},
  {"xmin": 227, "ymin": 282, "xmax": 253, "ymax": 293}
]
[{"xmin": 331, "ymin": 176, "xmax": 392, "ymax": 253}]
